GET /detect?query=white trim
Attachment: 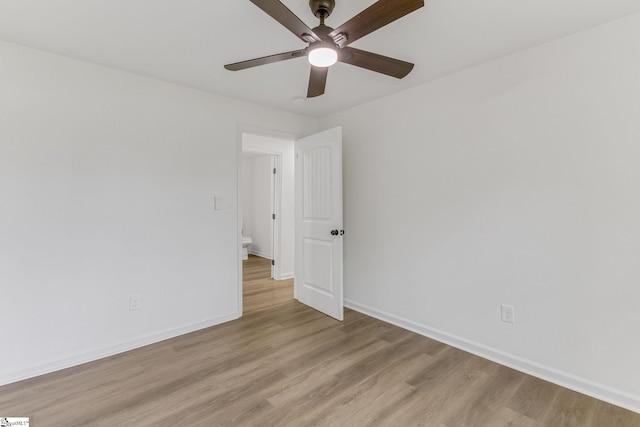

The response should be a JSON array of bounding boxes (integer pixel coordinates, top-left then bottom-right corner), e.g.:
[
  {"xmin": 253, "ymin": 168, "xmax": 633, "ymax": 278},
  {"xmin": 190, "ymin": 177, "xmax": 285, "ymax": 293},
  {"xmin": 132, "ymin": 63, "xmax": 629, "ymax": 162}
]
[
  {"xmin": 236, "ymin": 127, "xmax": 244, "ymax": 317},
  {"xmin": 0, "ymin": 312, "xmax": 239, "ymax": 387},
  {"xmin": 248, "ymin": 250, "xmax": 273, "ymax": 259},
  {"xmin": 271, "ymin": 155, "xmax": 282, "ymax": 279},
  {"xmin": 344, "ymin": 299, "xmax": 640, "ymax": 414}
]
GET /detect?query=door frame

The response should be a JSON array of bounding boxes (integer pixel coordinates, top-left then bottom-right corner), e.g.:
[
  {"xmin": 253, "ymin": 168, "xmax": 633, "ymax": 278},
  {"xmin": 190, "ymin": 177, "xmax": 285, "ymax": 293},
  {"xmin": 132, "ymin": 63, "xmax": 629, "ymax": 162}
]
[
  {"xmin": 241, "ymin": 150, "xmax": 280, "ymax": 278},
  {"xmin": 236, "ymin": 125, "xmax": 299, "ymax": 316}
]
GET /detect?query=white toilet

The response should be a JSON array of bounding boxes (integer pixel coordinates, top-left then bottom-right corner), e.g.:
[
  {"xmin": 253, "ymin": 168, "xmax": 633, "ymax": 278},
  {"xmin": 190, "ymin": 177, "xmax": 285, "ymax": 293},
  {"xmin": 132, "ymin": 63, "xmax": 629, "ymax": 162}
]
[{"xmin": 242, "ymin": 236, "xmax": 253, "ymax": 260}]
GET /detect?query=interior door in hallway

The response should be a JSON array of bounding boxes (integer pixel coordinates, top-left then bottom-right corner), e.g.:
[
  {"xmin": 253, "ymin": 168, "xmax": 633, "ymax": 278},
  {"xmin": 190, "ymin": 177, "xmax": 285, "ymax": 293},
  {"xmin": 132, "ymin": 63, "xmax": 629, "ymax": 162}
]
[{"xmin": 294, "ymin": 127, "xmax": 343, "ymax": 321}]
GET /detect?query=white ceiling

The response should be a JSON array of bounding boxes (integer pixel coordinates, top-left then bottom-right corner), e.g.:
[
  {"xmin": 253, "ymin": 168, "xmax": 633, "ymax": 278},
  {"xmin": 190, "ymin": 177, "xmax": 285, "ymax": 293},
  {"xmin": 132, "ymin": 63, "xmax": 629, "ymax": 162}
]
[{"xmin": 1, "ymin": 1, "xmax": 639, "ymax": 118}]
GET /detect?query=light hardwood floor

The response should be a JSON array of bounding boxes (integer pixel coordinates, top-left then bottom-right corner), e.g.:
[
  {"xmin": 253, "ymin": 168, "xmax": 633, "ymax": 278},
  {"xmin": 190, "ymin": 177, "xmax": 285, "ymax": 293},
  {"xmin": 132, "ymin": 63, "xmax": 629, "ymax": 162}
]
[{"xmin": 1, "ymin": 254, "xmax": 638, "ymax": 426}]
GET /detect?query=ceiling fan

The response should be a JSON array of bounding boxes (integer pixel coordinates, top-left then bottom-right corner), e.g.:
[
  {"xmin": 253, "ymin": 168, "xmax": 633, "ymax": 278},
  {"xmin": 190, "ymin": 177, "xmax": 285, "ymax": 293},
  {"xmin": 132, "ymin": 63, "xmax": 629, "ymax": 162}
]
[{"xmin": 224, "ymin": 0, "xmax": 425, "ymax": 98}]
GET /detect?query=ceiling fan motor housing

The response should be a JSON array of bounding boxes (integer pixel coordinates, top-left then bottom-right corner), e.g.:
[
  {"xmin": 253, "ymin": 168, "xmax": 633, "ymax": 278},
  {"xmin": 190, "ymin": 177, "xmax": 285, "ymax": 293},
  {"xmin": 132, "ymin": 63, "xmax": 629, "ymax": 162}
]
[
  {"xmin": 309, "ymin": 0, "xmax": 335, "ymax": 19},
  {"xmin": 311, "ymin": 23, "xmax": 334, "ymax": 41}
]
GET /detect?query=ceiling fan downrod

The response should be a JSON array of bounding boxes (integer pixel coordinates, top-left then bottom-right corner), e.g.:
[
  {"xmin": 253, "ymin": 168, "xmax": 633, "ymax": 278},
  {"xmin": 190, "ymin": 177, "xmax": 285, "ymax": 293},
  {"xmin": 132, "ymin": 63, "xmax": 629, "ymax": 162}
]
[{"xmin": 309, "ymin": 0, "xmax": 335, "ymax": 20}]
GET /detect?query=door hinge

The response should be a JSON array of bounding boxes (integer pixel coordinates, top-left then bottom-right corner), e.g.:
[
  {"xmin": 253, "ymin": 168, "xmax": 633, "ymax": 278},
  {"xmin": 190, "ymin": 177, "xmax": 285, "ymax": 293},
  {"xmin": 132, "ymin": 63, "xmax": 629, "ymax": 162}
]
[
  {"xmin": 272, "ymin": 213, "xmax": 276, "ymax": 220},
  {"xmin": 273, "ymin": 168, "xmax": 276, "ymax": 174},
  {"xmin": 271, "ymin": 260, "xmax": 275, "ymax": 266}
]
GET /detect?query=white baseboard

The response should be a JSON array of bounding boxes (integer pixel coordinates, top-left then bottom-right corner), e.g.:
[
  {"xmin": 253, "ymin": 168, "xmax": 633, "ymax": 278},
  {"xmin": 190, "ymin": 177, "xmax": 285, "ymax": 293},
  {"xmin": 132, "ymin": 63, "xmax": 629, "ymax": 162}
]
[
  {"xmin": 248, "ymin": 250, "xmax": 272, "ymax": 259},
  {"xmin": 344, "ymin": 299, "xmax": 640, "ymax": 414},
  {"xmin": 0, "ymin": 312, "xmax": 240, "ymax": 387},
  {"xmin": 245, "ymin": 253, "xmax": 292, "ymax": 280}
]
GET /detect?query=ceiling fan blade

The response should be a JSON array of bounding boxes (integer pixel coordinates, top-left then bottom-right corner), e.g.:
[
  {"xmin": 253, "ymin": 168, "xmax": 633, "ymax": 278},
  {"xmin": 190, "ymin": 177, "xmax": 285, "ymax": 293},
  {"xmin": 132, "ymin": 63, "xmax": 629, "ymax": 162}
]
[
  {"xmin": 329, "ymin": 0, "xmax": 424, "ymax": 48},
  {"xmin": 250, "ymin": 0, "xmax": 320, "ymax": 42},
  {"xmin": 224, "ymin": 49, "xmax": 307, "ymax": 71},
  {"xmin": 338, "ymin": 47, "xmax": 414, "ymax": 78},
  {"xmin": 307, "ymin": 66, "xmax": 328, "ymax": 98}
]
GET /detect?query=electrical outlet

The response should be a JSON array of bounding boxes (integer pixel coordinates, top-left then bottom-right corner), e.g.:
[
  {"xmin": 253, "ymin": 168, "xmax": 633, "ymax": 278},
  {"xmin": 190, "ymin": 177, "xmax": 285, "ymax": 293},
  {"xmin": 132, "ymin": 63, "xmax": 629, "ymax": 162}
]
[
  {"xmin": 501, "ymin": 304, "xmax": 515, "ymax": 324},
  {"xmin": 130, "ymin": 295, "xmax": 142, "ymax": 311}
]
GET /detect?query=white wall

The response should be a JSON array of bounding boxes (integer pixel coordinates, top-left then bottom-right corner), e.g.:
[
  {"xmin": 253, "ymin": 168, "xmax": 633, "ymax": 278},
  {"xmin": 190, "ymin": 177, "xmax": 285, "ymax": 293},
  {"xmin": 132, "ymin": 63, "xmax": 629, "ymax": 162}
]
[
  {"xmin": 0, "ymin": 40, "xmax": 318, "ymax": 385},
  {"xmin": 241, "ymin": 157, "xmax": 253, "ymax": 239},
  {"xmin": 243, "ymin": 134, "xmax": 296, "ymax": 279},
  {"xmin": 242, "ymin": 154, "xmax": 274, "ymax": 259},
  {"xmin": 321, "ymin": 14, "xmax": 640, "ymax": 412}
]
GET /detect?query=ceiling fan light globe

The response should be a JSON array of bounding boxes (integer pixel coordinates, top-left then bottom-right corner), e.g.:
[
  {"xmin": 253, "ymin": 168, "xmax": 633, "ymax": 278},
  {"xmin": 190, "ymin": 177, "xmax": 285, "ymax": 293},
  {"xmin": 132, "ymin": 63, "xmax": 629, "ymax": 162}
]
[{"xmin": 308, "ymin": 47, "xmax": 338, "ymax": 67}]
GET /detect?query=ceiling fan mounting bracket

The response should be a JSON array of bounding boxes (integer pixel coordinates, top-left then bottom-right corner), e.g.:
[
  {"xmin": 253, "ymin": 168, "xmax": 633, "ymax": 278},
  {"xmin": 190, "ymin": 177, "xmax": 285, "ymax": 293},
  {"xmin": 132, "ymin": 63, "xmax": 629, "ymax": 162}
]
[{"xmin": 309, "ymin": 0, "xmax": 335, "ymax": 19}]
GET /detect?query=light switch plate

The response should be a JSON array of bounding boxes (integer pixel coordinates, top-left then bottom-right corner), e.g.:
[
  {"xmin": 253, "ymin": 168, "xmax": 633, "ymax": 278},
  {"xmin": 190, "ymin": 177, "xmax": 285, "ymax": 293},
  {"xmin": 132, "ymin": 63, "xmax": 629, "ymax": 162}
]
[{"xmin": 214, "ymin": 196, "xmax": 223, "ymax": 210}]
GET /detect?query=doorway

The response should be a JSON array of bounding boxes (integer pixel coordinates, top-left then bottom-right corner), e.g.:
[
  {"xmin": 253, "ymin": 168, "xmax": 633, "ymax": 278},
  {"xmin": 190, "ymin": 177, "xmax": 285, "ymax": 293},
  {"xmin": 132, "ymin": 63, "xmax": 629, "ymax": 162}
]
[
  {"xmin": 237, "ymin": 127, "xmax": 344, "ymax": 320},
  {"xmin": 238, "ymin": 130, "xmax": 297, "ymax": 315},
  {"xmin": 241, "ymin": 151, "xmax": 276, "ymax": 276}
]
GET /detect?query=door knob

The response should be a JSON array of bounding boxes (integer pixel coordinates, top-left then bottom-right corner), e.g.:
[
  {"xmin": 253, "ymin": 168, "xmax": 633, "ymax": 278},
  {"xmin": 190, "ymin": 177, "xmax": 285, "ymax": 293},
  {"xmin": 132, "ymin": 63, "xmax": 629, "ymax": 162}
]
[{"xmin": 330, "ymin": 229, "xmax": 339, "ymax": 236}]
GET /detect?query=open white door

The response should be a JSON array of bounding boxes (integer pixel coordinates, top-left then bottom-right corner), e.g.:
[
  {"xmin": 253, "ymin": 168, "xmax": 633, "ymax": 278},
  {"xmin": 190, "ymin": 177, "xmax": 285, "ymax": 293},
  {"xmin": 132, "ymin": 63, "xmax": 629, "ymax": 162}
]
[{"xmin": 295, "ymin": 127, "xmax": 343, "ymax": 321}]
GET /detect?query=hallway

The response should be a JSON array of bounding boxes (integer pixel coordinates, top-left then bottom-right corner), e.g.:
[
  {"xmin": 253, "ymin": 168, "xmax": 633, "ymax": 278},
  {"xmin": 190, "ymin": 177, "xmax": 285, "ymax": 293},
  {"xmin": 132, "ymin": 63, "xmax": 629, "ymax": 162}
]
[{"xmin": 243, "ymin": 255, "xmax": 293, "ymax": 313}]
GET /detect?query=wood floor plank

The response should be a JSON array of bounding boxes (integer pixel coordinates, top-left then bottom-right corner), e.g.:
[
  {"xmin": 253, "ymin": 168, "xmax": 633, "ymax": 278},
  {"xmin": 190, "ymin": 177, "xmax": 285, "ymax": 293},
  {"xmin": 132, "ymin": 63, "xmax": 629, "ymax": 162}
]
[
  {"xmin": 539, "ymin": 387, "xmax": 597, "ymax": 426},
  {"xmin": 443, "ymin": 364, "xmax": 525, "ymax": 426},
  {"xmin": 489, "ymin": 407, "xmax": 539, "ymax": 427},
  {"xmin": 590, "ymin": 399, "xmax": 640, "ymax": 427},
  {"xmin": 383, "ymin": 351, "xmax": 495, "ymax": 426},
  {"xmin": 506, "ymin": 375, "xmax": 560, "ymax": 421},
  {"xmin": 1, "ymin": 254, "xmax": 638, "ymax": 426}
]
